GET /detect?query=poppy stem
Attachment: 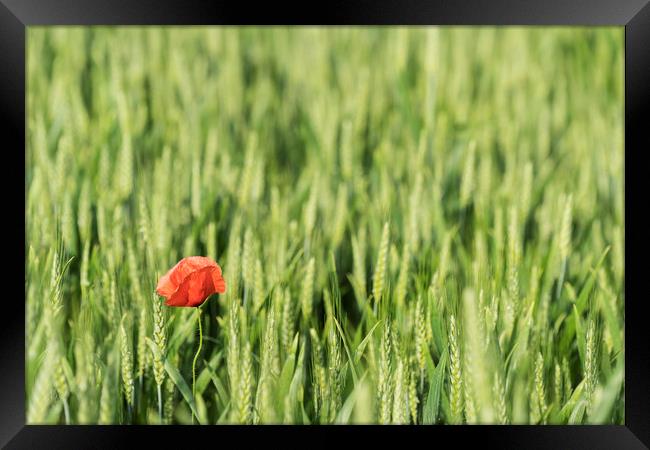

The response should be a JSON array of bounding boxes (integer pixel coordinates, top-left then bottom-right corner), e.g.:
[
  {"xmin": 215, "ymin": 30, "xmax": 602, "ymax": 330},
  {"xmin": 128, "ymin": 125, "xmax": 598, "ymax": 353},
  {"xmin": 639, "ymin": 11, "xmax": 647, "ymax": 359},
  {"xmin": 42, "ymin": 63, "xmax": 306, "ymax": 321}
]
[{"xmin": 192, "ymin": 307, "xmax": 203, "ymax": 424}]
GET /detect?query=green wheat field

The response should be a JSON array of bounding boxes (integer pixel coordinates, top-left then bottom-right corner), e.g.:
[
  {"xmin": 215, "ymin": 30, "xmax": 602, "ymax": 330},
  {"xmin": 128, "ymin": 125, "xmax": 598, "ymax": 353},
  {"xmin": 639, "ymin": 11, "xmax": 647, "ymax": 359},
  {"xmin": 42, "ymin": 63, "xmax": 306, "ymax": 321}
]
[{"xmin": 26, "ymin": 27, "xmax": 624, "ymax": 425}]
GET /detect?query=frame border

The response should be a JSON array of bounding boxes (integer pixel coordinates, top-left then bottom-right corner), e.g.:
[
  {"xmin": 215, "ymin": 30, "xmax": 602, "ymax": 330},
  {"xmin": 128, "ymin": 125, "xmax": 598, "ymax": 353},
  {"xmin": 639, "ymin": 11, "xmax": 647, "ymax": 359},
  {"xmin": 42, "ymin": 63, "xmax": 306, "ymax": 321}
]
[{"xmin": 3, "ymin": 1, "xmax": 648, "ymax": 448}]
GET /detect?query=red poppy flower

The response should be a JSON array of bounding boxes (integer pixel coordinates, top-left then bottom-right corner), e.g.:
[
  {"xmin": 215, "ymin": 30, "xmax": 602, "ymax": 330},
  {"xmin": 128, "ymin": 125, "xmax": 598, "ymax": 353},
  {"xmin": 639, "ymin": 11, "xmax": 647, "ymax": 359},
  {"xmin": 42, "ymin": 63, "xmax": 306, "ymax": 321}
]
[{"xmin": 156, "ymin": 256, "xmax": 226, "ymax": 307}]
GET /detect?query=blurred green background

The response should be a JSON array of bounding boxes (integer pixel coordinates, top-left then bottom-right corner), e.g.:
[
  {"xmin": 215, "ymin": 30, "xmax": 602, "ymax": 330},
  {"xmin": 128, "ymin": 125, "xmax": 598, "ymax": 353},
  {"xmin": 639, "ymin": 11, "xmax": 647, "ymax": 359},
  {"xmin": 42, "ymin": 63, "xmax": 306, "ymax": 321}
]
[{"xmin": 26, "ymin": 27, "xmax": 624, "ymax": 425}]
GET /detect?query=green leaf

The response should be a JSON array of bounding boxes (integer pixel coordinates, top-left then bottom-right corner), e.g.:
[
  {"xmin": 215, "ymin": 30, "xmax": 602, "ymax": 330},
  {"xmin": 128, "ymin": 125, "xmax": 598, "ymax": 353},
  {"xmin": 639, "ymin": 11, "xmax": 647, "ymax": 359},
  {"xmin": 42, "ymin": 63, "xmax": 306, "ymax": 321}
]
[
  {"xmin": 164, "ymin": 358, "xmax": 206, "ymax": 425},
  {"xmin": 423, "ymin": 348, "xmax": 448, "ymax": 424},
  {"xmin": 597, "ymin": 291, "xmax": 622, "ymax": 355},
  {"xmin": 560, "ymin": 379, "xmax": 585, "ymax": 419},
  {"xmin": 335, "ymin": 387, "xmax": 357, "ymax": 424},
  {"xmin": 286, "ymin": 340, "xmax": 306, "ymax": 423},
  {"xmin": 277, "ymin": 333, "xmax": 299, "ymax": 403},
  {"xmin": 209, "ymin": 369, "xmax": 229, "ymax": 407},
  {"xmin": 354, "ymin": 320, "xmax": 382, "ymax": 364},
  {"xmin": 588, "ymin": 363, "xmax": 624, "ymax": 424},
  {"xmin": 217, "ymin": 401, "xmax": 231, "ymax": 424},
  {"xmin": 195, "ymin": 394, "xmax": 208, "ymax": 424},
  {"xmin": 568, "ymin": 400, "xmax": 586, "ymax": 424},
  {"xmin": 196, "ymin": 351, "xmax": 222, "ymax": 395},
  {"xmin": 575, "ymin": 246, "xmax": 610, "ymax": 314},
  {"xmin": 573, "ymin": 305, "xmax": 585, "ymax": 369},
  {"xmin": 147, "ymin": 338, "xmax": 205, "ymax": 425},
  {"xmin": 333, "ymin": 316, "xmax": 359, "ymax": 386},
  {"xmin": 430, "ymin": 308, "xmax": 445, "ymax": 357}
]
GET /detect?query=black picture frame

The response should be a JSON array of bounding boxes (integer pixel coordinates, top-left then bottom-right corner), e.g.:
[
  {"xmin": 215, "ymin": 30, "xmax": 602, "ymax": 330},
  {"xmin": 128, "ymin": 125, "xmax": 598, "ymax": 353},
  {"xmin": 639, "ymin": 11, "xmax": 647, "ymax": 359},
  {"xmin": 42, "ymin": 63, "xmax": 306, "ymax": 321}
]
[{"xmin": 2, "ymin": 0, "xmax": 648, "ymax": 448}]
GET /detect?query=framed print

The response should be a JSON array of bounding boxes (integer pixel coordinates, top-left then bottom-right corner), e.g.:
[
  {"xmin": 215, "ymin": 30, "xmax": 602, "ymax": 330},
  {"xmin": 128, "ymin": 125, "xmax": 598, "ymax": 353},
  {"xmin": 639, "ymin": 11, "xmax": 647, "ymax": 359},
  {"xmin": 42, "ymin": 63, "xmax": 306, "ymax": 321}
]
[{"xmin": 2, "ymin": 0, "xmax": 649, "ymax": 447}]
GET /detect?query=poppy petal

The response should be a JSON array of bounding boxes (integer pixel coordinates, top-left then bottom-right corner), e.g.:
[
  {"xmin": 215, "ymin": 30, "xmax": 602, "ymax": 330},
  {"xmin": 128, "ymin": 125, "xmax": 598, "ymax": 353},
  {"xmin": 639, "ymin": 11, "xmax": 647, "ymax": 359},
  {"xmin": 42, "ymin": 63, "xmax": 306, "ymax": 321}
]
[
  {"xmin": 212, "ymin": 268, "xmax": 227, "ymax": 294},
  {"xmin": 165, "ymin": 280, "xmax": 190, "ymax": 307},
  {"xmin": 168, "ymin": 256, "xmax": 217, "ymax": 287},
  {"xmin": 156, "ymin": 271, "xmax": 178, "ymax": 298},
  {"xmin": 156, "ymin": 258, "xmax": 188, "ymax": 297},
  {"xmin": 187, "ymin": 267, "xmax": 216, "ymax": 307},
  {"xmin": 157, "ymin": 256, "xmax": 226, "ymax": 307}
]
